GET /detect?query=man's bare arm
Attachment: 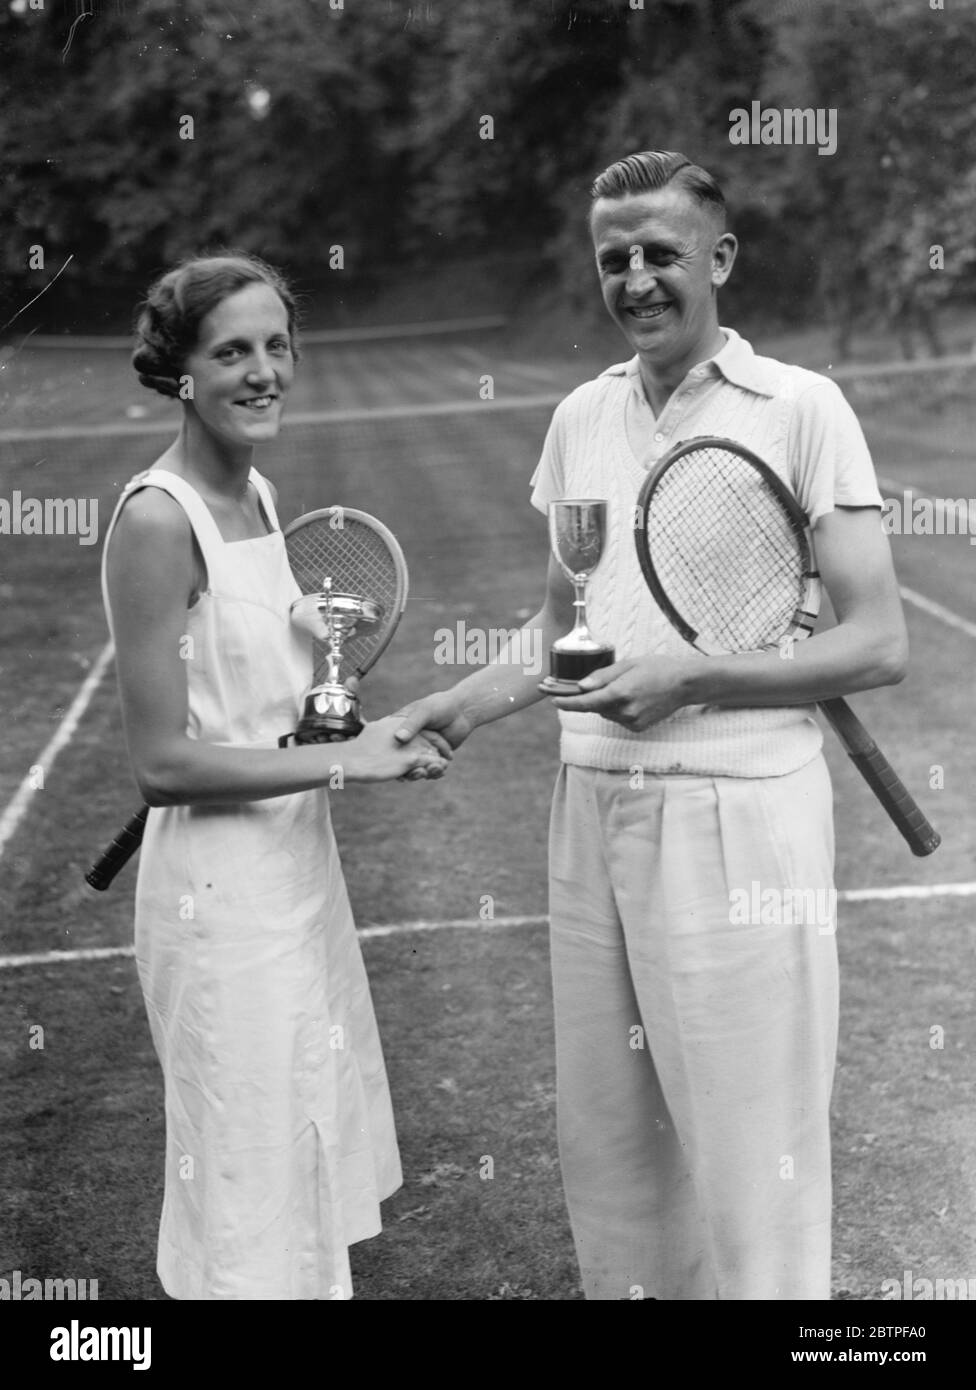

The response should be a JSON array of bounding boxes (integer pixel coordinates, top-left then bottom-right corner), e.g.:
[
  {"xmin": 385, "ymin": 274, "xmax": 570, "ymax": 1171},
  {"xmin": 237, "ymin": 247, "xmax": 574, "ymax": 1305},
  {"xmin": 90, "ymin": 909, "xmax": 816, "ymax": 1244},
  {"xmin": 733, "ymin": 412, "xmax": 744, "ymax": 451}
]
[
  {"xmin": 552, "ymin": 507, "xmax": 908, "ymax": 731},
  {"xmin": 394, "ymin": 553, "xmax": 576, "ymax": 746}
]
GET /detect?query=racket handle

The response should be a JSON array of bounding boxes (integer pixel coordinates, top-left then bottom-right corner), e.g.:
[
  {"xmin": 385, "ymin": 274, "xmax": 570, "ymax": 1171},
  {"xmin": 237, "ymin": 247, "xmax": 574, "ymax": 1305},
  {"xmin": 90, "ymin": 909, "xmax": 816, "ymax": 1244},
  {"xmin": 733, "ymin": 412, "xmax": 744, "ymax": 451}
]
[
  {"xmin": 85, "ymin": 805, "xmax": 150, "ymax": 891},
  {"xmin": 819, "ymin": 699, "xmax": 941, "ymax": 857}
]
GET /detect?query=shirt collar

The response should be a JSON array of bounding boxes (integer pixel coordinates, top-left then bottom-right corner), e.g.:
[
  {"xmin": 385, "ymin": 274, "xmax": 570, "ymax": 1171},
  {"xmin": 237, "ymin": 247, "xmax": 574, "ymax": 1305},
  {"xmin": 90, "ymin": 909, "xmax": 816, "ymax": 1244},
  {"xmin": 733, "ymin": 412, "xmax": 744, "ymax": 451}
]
[{"xmin": 603, "ymin": 327, "xmax": 778, "ymax": 400}]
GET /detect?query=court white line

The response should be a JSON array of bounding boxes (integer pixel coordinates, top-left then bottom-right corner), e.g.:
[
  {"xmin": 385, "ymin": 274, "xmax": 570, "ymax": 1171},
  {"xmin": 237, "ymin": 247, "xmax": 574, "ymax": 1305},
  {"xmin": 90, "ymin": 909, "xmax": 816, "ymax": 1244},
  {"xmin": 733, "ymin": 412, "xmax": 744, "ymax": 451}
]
[
  {"xmin": 0, "ymin": 944, "xmax": 136, "ymax": 970},
  {"xmin": 0, "ymin": 642, "xmax": 114, "ymax": 863},
  {"xmin": 1, "ymin": 400, "xmax": 970, "ymax": 963},
  {"xmin": 876, "ymin": 473, "xmax": 923, "ymax": 493},
  {"xmin": 2, "ymin": 887, "xmax": 973, "ymax": 971},
  {"xmin": 21, "ymin": 317, "xmax": 509, "ymax": 351},
  {"xmin": 840, "ymin": 883, "xmax": 976, "ymax": 902},
  {"xmin": 0, "ymin": 394, "xmax": 564, "ymax": 442},
  {"xmin": 876, "ymin": 472, "xmax": 976, "ymax": 494},
  {"xmin": 878, "ymin": 475, "xmax": 976, "ymax": 532},
  {"xmin": 358, "ymin": 913, "xmax": 547, "ymax": 938},
  {"xmin": 301, "ymin": 316, "xmax": 508, "ymax": 344},
  {"xmin": 866, "ymin": 478, "xmax": 976, "ymax": 631},
  {"xmin": 829, "ymin": 352, "xmax": 976, "ymax": 380},
  {"xmin": 897, "ymin": 586, "xmax": 976, "ymax": 641}
]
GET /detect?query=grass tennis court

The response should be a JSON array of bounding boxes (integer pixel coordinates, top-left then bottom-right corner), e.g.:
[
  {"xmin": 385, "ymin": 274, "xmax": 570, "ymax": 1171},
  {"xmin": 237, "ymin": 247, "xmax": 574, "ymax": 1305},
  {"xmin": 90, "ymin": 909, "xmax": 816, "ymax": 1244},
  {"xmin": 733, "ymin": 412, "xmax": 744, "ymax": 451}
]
[{"xmin": 1, "ymin": 327, "xmax": 973, "ymax": 1300}]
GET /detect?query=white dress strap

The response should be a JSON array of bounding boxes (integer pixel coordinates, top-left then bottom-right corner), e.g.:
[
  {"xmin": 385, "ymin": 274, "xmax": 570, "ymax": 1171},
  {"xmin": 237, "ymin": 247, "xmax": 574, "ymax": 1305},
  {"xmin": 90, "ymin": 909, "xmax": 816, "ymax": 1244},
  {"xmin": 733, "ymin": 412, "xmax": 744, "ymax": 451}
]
[
  {"xmin": 136, "ymin": 469, "xmax": 226, "ymax": 571},
  {"xmin": 249, "ymin": 468, "xmax": 282, "ymax": 533},
  {"xmin": 100, "ymin": 469, "xmax": 223, "ymax": 636}
]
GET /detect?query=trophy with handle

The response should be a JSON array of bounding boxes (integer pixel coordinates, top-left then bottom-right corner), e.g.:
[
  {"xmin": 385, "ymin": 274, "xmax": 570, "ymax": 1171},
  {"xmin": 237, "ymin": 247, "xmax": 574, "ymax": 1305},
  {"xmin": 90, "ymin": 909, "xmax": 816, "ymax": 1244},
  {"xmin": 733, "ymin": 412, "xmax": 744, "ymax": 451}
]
[
  {"xmin": 287, "ymin": 579, "xmax": 381, "ymax": 739},
  {"xmin": 540, "ymin": 498, "xmax": 615, "ymax": 695},
  {"xmin": 279, "ymin": 507, "xmax": 409, "ymax": 744},
  {"xmin": 85, "ymin": 505, "xmax": 409, "ymax": 889}
]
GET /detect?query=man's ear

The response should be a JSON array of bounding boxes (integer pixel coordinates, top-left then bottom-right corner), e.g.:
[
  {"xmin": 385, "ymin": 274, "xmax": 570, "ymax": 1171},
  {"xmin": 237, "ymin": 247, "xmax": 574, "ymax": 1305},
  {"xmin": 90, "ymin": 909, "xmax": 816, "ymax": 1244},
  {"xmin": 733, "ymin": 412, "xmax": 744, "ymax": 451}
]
[{"xmin": 711, "ymin": 232, "xmax": 738, "ymax": 288}]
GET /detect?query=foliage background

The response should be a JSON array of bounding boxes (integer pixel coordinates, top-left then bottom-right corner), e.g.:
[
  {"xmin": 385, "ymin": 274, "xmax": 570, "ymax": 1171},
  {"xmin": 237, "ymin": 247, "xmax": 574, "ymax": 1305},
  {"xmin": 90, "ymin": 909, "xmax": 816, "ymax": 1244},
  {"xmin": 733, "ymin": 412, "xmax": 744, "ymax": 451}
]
[{"xmin": 1, "ymin": 0, "xmax": 974, "ymax": 353}]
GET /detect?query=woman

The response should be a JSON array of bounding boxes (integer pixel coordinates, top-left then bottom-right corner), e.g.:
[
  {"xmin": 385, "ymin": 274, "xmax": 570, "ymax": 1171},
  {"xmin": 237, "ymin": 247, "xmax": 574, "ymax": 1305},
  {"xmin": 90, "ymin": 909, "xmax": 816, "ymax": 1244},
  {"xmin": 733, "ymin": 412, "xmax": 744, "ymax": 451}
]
[{"xmin": 102, "ymin": 253, "xmax": 448, "ymax": 1299}]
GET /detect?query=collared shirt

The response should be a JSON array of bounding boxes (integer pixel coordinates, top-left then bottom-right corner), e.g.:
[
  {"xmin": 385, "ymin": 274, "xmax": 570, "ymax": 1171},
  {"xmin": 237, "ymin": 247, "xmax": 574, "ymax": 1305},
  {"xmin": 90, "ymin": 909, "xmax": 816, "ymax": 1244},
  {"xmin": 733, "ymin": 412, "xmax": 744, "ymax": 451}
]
[
  {"xmin": 528, "ymin": 327, "xmax": 884, "ymax": 777},
  {"xmin": 588, "ymin": 326, "xmax": 883, "ymax": 526},
  {"xmin": 621, "ymin": 327, "xmax": 768, "ymax": 467}
]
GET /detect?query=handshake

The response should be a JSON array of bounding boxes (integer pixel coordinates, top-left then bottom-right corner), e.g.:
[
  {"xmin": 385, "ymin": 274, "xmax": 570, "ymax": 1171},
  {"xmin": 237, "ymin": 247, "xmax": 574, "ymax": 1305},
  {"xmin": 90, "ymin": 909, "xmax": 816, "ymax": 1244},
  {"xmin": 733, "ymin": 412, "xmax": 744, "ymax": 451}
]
[
  {"xmin": 394, "ymin": 687, "xmax": 475, "ymax": 782},
  {"xmin": 327, "ymin": 683, "xmax": 471, "ymax": 785}
]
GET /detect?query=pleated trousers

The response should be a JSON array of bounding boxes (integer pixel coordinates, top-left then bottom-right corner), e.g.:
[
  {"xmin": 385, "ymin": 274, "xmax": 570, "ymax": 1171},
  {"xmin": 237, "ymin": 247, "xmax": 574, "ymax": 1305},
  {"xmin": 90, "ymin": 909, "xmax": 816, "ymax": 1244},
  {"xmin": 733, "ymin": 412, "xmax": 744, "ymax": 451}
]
[{"xmin": 548, "ymin": 755, "xmax": 838, "ymax": 1300}]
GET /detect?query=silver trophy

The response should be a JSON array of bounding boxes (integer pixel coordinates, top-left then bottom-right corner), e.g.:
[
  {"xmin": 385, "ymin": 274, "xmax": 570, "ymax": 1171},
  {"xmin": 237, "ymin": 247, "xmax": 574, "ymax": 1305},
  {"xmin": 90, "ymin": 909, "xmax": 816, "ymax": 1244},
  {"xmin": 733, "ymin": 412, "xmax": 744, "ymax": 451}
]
[
  {"xmin": 288, "ymin": 578, "xmax": 382, "ymax": 739},
  {"xmin": 541, "ymin": 498, "xmax": 615, "ymax": 694}
]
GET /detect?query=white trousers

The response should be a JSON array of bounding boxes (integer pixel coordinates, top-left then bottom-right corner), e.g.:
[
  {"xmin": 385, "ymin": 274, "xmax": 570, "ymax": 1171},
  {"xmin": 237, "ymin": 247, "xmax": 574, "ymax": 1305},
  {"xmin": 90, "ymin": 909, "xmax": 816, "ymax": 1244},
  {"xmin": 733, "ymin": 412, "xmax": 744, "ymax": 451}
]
[{"xmin": 548, "ymin": 756, "xmax": 838, "ymax": 1300}]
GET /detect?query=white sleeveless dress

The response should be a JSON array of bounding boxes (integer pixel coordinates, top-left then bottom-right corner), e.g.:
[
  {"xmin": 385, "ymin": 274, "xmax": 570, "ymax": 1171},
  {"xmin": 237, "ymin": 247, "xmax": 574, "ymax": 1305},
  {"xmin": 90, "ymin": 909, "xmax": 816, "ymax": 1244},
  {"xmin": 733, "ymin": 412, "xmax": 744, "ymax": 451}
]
[{"xmin": 101, "ymin": 466, "xmax": 402, "ymax": 1300}]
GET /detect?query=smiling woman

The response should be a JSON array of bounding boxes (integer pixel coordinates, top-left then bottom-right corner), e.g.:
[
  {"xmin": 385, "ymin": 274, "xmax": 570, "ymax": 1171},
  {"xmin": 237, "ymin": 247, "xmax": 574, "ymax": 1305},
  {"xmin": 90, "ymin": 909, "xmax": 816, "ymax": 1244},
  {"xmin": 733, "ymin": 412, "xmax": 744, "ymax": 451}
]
[
  {"xmin": 130, "ymin": 254, "xmax": 300, "ymax": 402},
  {"xmin": 99, "ymin": 252, "xmax": 448, "ymax": 1300}
]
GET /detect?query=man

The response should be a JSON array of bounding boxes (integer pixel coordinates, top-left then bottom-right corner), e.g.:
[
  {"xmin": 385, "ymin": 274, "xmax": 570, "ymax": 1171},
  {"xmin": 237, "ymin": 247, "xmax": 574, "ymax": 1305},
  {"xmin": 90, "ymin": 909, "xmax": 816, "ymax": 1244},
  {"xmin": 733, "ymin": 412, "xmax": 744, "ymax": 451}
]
[{"xmin": 395, "ymin": 150, "xmax": 907, "ymax": 1300}]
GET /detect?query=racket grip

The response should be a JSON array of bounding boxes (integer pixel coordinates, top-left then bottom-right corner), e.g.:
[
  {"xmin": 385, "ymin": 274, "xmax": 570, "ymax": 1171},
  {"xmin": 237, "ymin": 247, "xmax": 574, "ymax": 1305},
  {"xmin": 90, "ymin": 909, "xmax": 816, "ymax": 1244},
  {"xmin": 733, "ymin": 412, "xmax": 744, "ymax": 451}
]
[
  {"xmin": 820, "ymin": 699, "xmax": 941, "ymax": 857},
  {"xmin": 85, "ymin": 805, "xmax": 150, "ymax": 891}
]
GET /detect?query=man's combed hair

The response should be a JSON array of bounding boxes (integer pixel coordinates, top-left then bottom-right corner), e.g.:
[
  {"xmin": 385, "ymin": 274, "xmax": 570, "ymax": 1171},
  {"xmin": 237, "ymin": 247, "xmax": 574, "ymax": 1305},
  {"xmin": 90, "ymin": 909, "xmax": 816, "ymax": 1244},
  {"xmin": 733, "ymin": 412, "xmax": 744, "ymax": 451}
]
[{"xmin": 590, "ymin": 150, "xmax": 727, "ymax": 225}]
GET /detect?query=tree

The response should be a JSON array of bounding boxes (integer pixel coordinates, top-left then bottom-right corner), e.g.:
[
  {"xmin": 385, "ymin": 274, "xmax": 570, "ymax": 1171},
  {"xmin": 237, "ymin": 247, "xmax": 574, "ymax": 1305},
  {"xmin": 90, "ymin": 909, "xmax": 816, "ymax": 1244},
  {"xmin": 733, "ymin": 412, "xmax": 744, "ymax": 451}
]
[
  {"xmin": 0, "ymin": 0, "xmax": 429, "ymax": 326},
  {"xmin": 2, "ymin": 0, "xmax": 972, "ymax": 349},
  {"xmin": 737, "ymin": 0, "xmax": 976, "ymax": 357}
]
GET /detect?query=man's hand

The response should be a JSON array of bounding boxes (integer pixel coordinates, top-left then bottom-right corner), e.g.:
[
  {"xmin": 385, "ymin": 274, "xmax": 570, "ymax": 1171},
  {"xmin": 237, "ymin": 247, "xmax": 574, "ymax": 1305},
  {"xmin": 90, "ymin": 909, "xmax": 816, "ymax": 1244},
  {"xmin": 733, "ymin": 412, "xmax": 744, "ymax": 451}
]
[
  {"xmin": 550, "ymin": 656, "xmax": 693, "ymax": 731},
  {"xmin": 321, "ymin": 677, "xmax": 455, "ymax": 781},
  {"xmin": 334, "ymin": 716, "xmax": 451, "ymax": 783},
  {"xmin": 393, "ymin": 690, "xmax": 475, "ymax": 753}
]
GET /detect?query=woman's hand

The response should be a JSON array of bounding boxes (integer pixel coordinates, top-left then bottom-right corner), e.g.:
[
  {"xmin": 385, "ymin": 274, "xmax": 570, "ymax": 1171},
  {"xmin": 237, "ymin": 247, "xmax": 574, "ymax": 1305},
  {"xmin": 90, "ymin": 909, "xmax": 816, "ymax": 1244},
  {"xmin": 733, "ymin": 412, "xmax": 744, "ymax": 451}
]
[{"xmin": 333, "ymin": 716, "xmax": 451, "ymax": 783}]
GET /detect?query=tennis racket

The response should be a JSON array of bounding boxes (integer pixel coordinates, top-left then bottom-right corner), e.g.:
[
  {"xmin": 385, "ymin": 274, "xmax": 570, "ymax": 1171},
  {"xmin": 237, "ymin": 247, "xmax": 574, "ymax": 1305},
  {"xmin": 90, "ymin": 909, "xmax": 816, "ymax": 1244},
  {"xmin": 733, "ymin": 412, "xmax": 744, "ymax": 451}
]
[
  {"xmin": 85, "ymin": 506, "xmax": 409, "ymax": 891},
  {"xmin": 633, "ymin": 436, "xmax": 940, "ymax": 857},
  {"xmin": 282, "ymin": 505, "xmax": 408, "ymax": 734}
]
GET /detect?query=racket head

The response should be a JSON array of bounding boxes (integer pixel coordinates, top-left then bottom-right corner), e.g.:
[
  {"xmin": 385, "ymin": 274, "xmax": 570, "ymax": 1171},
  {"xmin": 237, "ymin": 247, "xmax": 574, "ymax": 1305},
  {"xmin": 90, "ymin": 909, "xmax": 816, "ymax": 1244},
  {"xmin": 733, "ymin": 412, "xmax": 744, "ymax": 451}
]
[
  {"xmin": 283, "ymin": 507, "xmax": 409, "ymax": 678},
  {"xmin": 633, "ymin": 436, "xmax": 822, "ymax": 655}
]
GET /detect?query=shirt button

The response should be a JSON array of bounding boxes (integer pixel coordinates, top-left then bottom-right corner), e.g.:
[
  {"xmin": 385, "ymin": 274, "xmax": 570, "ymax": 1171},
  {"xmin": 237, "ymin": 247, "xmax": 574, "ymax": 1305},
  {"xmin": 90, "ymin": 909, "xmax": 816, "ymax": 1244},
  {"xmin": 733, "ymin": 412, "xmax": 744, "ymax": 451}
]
[{"xmin": 654, "ymin": 431, "xmax": 665, "ymax": 442}]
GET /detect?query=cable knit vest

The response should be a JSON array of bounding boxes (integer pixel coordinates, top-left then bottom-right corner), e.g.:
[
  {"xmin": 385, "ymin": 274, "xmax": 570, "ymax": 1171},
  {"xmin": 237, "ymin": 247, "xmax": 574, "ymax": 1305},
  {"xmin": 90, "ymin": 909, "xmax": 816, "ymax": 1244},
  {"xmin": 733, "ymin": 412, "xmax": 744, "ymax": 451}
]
[{"xmin": 545, "ymin": 365, "xmax": 824, "ymax": 777}]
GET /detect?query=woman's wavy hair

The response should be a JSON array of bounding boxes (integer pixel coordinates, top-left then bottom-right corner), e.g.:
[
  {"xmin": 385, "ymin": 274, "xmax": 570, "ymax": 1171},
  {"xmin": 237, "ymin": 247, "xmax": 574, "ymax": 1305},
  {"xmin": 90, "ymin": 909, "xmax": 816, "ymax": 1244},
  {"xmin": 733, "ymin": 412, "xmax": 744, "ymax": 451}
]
[{"xmin": 131, "ymin": 252, "xmax": 300, "ymax": 398}]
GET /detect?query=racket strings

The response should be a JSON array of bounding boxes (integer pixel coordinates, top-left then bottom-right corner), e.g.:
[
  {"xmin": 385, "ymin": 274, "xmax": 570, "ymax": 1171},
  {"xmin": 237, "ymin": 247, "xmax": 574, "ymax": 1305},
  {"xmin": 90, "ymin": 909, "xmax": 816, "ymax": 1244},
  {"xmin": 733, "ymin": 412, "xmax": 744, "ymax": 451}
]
[
  {"xmin": 647, "ymin": 448, "xmax": 810, "ymax": 651},
  {"xmin": 286, "ymin": 520, "xmax": 403, "ymax": 674}
]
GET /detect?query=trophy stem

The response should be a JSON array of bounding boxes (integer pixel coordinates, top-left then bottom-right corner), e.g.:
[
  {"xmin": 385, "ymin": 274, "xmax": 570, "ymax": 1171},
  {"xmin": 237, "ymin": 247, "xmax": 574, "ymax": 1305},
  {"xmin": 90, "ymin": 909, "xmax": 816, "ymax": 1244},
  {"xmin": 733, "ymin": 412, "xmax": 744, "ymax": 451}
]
[
  {"xmin": 287, "ymin": 586, "xmax": 382, "ymax": 742},
  {"xmin": 570, "ymin": 580, "xmax": 589, "ymax": 636},
  {"xmin": 542, "ymin": 496, "xmax": 615, "ymax": 690},
  {"xmin": 326, "ymin": 642, "xmax": 341, "ymax": 686}
]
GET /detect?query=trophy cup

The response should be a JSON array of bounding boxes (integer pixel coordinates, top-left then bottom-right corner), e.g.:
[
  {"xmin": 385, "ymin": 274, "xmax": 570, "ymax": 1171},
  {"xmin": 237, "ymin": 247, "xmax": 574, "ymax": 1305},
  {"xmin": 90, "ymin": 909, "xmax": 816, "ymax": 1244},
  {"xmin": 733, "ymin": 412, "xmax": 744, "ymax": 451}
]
[
  {"xmin": 540, "ymin": 498, "xmax": 615, "ymax": 695},
  {"xmin": 286, "ymin": 578, "xmax": 382, "ymax": 741}
]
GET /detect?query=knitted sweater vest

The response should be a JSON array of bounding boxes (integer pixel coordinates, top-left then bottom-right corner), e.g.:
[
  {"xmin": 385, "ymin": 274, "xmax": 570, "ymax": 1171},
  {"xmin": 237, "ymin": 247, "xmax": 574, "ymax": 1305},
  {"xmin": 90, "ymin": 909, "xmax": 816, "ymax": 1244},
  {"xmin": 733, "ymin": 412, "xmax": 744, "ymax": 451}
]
[{"xmin": 548, "ymin": 366, "xmax": 824, "ymax": 777}]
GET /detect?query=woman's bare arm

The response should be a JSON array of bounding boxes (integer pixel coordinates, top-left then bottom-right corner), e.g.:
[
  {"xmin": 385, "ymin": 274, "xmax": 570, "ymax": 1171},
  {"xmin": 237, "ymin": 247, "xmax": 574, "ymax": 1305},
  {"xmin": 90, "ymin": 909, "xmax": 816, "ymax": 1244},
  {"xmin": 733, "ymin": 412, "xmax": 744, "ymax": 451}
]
[{"xmin": 105, "ymin": 488, "xmax": 446, "ymax": 804}]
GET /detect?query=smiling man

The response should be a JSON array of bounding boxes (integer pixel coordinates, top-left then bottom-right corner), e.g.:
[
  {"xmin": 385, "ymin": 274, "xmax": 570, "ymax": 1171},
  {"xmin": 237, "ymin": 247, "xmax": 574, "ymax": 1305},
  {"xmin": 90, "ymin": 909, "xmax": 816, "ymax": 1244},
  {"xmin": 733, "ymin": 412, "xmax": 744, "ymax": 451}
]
[
  {"xmin": 395, "ymin": 150, "xmax": 907, "ymax": 1300},
  {"xmin": 591, "ymin": 159, "xmax": 734, "ymax": 411}
]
